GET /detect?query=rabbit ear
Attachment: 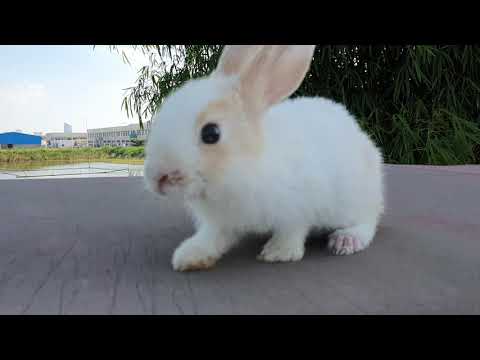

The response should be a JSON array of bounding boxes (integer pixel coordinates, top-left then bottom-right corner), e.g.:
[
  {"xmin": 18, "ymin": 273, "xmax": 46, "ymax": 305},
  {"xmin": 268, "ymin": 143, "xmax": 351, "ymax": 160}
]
[
  {"xmin": 216, "ymin": 45, "xmax": 264, "ymax": 77},
  {"xmin": 240, "ymin": 45, "xmax": 316, "ymax": 112},
  {"xmin": 215, "ymin": 45, "xmax": 315, "ymax": 114}
]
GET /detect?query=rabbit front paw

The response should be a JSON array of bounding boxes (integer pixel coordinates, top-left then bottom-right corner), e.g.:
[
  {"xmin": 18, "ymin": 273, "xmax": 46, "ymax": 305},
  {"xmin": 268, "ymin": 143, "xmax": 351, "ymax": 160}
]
[
  {"xmin": 172, "ymin": 239, "xmax": 219, "ymax": 272},
  {"xmin": 257, "ymin": 238, "xmax": 305, "ymax": 263}
]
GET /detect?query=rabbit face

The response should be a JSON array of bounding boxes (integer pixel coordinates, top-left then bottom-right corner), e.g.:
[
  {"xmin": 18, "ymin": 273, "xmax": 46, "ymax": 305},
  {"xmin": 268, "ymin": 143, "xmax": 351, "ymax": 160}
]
[{"xmin": 144, "ymin": 74, "xmax": 263, "ymax": 200}]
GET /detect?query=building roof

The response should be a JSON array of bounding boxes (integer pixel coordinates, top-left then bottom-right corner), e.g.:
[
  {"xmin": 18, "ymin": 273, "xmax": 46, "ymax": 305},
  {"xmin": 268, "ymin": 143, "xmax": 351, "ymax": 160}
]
[
  {"xmin": 0, "ymin": 132, "xmax": 42, "ymax": 145},
  {"xmin": 87, "ymin": 120, "xmax": 151, "ymax": 133},
  {"xmin": 44, "ymin": 132, "xmax": 87, "ymax": 139}
]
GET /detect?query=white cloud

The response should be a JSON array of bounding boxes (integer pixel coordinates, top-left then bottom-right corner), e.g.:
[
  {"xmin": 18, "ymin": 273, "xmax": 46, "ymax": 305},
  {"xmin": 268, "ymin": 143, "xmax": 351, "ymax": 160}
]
[
  {"xmin": 0, "ymin": 82, "xmax": 52, "ymax": 133},
  {"xmin": 0, "ymin": 82, "xmax": 47, "ymax": 104}
]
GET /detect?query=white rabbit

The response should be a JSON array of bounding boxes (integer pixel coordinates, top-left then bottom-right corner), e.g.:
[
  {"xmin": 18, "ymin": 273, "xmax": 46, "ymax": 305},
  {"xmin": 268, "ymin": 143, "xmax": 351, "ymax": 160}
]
[{"xmin": 144, "ymin": 45, "xmax": 384, "ymax": 272}]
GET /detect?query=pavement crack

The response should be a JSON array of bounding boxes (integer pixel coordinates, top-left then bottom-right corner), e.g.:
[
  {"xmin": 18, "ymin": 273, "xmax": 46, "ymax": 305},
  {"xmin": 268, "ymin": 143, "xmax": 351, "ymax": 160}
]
[
  {"xmin": 135, "ymin": 281, "xmax": 148, "ymax": 314},
  {"xmin": 171, "ymin": 288, "xmax": 185, "ymax": 315},
  {"xmin": 186, "ymin": 275, "xmax": 198, "ymax": 315},
  {"xmin": 58, "ymin": 279, "xmax": 66, "ymax": 315},
  {"xmin": 108, "ymin": 237, "xmax": 133, "ymax": 315},
  {"xmin": 21, "ymin": 237, "xmax": 79, "ymax": 314},
  {"xmin": 0, "ymin": 256, "xmax": 17, "ymax": 298}
]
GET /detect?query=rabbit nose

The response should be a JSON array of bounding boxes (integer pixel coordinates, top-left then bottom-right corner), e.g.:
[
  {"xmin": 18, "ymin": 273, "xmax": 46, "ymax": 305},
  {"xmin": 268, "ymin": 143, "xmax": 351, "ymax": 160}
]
[
  {"xmin": 157, "ymin": 173, "xmax": 172, "ymax": 195},
  {"xmin": 157, "ymin": 174, "xmax": 169, "ymax": 194},
  {"xmin": 156, "ymin": 170, "xmax": 184, "ymax": 194}
]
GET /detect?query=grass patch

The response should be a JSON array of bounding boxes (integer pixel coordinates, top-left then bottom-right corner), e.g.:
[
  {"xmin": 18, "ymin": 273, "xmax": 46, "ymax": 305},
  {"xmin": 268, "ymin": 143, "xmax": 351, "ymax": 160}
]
[{"xmin": 0, "ymin": 147, "xmax": 145, "ymax": 163}]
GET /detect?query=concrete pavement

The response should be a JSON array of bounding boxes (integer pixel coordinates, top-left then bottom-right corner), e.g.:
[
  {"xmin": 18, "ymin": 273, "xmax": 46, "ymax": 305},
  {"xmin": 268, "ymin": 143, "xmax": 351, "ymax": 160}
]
[{"xmin": 0, "ymin": 165, "xmax": 479, "ymax": 314}]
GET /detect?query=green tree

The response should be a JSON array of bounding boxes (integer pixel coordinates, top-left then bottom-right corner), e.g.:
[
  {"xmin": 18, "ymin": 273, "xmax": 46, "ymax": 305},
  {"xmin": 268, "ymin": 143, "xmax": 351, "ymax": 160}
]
[{"xmin": 111, "ymin": 45, "xmax": 480, "ymax": 165}]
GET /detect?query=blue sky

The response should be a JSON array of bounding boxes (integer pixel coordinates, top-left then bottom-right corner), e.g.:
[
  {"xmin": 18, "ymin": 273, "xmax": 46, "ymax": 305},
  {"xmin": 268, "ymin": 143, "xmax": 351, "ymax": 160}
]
[{"xmin": 0, "ymin": 45, "xmax": 148, "ymax": 134}]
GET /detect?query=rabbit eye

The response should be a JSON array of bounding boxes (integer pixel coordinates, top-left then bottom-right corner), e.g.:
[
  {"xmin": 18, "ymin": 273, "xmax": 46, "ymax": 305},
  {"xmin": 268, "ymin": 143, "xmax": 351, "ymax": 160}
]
[{"xmin": 201, "ymin": 123, "xmax": 221, "ymax": 144}]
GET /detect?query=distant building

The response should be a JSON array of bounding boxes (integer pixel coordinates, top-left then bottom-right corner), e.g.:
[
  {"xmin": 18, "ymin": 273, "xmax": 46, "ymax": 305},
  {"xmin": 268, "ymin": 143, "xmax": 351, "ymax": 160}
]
[
  {"xmin": 44, "ymin": 132, "xmax": 88, "ymax": 148},
  {"xmin": 64, "ymin": 123, "xmax": 72, "ymax": 133},
  {"xmin": 33, "ymin": 132, "xmax": 46, "ymax": 146},
  {"xmin": 44, "ymin": 123, "xmax": 87, "ymax": 148},
  {"xmin": 87, "ymin": 121, "xmax": 151, "ymax": 147},
  {"xmin": 0, "ymin": 132, "xmax": 42, "ymax": 149}
]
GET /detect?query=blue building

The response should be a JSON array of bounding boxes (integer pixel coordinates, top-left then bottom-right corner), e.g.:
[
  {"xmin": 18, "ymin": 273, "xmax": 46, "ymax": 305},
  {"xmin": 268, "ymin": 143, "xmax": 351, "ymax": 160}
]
[{"xmin": 0, "ymin": 132, "xmax": 42, "ymax": 149}]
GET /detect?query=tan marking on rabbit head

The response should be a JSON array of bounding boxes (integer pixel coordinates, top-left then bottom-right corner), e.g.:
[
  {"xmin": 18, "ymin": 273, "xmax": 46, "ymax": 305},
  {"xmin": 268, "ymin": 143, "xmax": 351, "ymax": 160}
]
[{"xmin": 195, "ymin": 91, "xmax": 264, "ymax": 183}]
